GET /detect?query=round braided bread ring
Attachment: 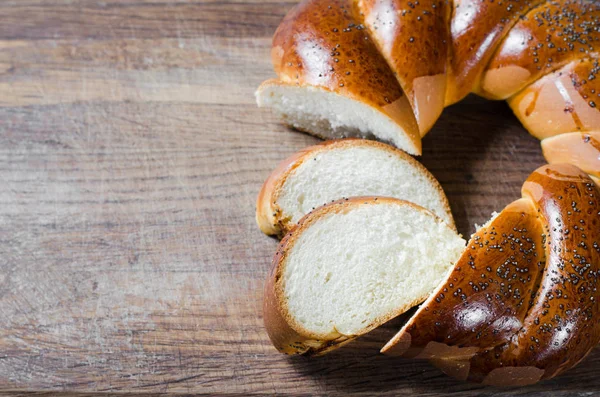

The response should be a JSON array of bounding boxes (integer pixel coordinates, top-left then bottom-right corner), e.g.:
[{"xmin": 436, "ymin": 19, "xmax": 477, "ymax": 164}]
[{"xmin": 257, "ymin": 0, "xmax": 600, "ymax": 385}]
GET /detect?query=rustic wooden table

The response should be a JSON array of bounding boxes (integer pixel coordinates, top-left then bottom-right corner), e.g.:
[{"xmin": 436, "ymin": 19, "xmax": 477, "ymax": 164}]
[{"xmin": 1, "ymin": 1, "xmax": 599, "ymax": 395}]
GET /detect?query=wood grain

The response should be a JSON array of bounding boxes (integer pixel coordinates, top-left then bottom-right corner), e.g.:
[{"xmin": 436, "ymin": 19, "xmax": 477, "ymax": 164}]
[{"xmin": 1, "ymin": 0, "xmax": 599, "ymax": 395}]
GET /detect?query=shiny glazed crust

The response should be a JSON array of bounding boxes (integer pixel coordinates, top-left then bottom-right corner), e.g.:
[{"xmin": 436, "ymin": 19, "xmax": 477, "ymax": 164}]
[
  {"xmin": 270, "ymin": 0, "xmax": 420, "ymax": 151},
  {"xmin": 480, "ymin": 1, "xmax": 600, "ymax": 100},
  {"xmin": 260, "ymin": 0, "xmax": 600, "ymax": 182},
  {"xmin": 448, "ymin": 0, "xmax": 546, "ymax": 103},
  {"xmin": 382, "ymin": 164, "xmax": 600, "ymax": 385},
  {"xmin": 358, "ymin": 0, "xmax": 450, "ymax": 134},
  {"xmin": 509, "ymin": 60, "xmax": 600, "ymax": 140},
  {"xmin": 541, "ymin": 131, "xmax": 600, "ymax": 178},
  {"xmin": 256, "ymin": 138, "xmax": 455, "ymax": 236}
]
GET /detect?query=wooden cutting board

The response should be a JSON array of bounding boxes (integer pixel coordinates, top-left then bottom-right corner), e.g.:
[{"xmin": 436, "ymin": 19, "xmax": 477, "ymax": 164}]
[{"xmin": 1, "ymin": 1, "xmax": 599, "ymax": 395}]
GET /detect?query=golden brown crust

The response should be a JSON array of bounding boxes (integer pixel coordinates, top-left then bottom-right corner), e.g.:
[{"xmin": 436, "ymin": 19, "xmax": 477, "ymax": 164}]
[
  {"xmin": 256, "ymin": 138, "xmax": 455, "ymax": 236},
  {"xmin": 359, "ymin": 0, "xmax": 450, "ymax": 134},
  {"xmin": 263, "ymin": 196, "xmax": 456, "ymax": 355},
  {"xmin": 383, "ymin": 164, "xmax": 600, "ymax": 385},
  {"xmin": 509, "ymin": 59, "xmax": 600, "ymax": 139},
  {"xmin": 261, "ymin": 0, "xmax": 600, "ymax": 164},
  {"xmin": 481, "ymin": 0, "xmax": 600, "ymax": 100},
  {"xmin": 446, "ymin": 0, "xmax": 546, "ymax": 104},
  {"xmin": 270, "ymin": 0, "xmax": 420, "ymax": 152},
  {"xmin": 541, "ymin": 131, "xmax": 600, "ymax": 178}
]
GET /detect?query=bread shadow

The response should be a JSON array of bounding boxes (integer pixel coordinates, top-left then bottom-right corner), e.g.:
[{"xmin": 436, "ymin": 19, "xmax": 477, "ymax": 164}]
[
  {"xmin": 418, "ymin": 95, "xmax": 545, "ymax": 237},
  {"xmin": 285, "ymin": 312, "xmax": 600, "ymax": 394},
  {"xmin": 284, "ymin": 312, "xmax": 482, "ymax": 394}
]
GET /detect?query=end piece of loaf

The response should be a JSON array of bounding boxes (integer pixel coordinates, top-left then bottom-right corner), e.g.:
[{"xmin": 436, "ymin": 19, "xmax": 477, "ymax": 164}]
[
  {"xmin": 263, "ymin": 197, "xmax": 465, "ymax": 355},
  {"xmin": 256, "ymin": 139, "xmax": 454, "ymax": 236},
  {"xmin": 256, "ymin": 80, "xmax": 421, "ymax": 154}
]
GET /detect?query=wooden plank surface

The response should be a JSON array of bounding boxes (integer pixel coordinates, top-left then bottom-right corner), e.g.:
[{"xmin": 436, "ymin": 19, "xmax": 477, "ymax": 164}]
[{"xmin": 1, "ymin": 1, "xmax": 600, "ymax": 395}]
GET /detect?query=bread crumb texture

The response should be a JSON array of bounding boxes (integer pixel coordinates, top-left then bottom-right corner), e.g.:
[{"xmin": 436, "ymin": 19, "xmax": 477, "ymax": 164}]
[{"xmin": 282, "ymin": 201, "xmax": 465, "ymax": 336}]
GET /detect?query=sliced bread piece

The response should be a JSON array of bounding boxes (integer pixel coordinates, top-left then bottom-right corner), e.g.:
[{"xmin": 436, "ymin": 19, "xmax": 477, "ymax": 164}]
[
  {"xmin": 256, "ymin": 80, "xmax": 421, "ymax": 155},
  {"xmin": 256, "ymin": 139, "xmax": 454, "ymax": 236},
  {"xmin": 263, "ymin": 197, "xmax": 466, "ymax": 355},
  {"xmin": 256, "ymin": 0, "xmax": 421, "ymax": 155}
]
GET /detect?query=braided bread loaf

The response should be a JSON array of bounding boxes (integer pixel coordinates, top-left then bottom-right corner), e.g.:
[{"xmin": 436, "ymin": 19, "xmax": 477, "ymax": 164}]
[
  {"xmin": 383, "ymin": 164, "xmax": 600, "ymax": 385},
  {"xmin": 256, "ymin": 0, "xmax": 600, "ymax": 385},
  {"xmin": 256, "ymin": 0, "xmax": 600, "ymax": 180}
]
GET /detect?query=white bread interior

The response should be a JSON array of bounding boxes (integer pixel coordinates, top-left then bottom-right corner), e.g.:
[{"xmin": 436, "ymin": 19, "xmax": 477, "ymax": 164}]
[
  {"xmin": 256, "ymin": 81, "xmax": 421, "ymax": 155},
  {"xmin": 278, "ymin": 198, "xmax": 465, "ymax": 344},
  {"xmin": 275, "ymin": 141, "xmax": 454, "ymax": 227}
]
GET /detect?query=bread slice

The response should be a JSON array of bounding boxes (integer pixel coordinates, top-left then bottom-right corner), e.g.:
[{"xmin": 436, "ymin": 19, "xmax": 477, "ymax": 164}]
[
  {"xmin": 256, "ymin": 139, "xmax": 454, "ymax": 236},
  {"xmin": 256, "ymin": 80, "xmax": 421, "ymax": 155},
  {"xmin": 263, "ymin": 197, "xmax": 466, "ymax": 355}
]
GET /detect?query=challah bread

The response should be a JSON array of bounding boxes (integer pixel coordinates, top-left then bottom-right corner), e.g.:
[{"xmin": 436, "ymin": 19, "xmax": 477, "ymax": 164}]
[
  {"xmin": 382, "ymin": 164, "xmax": 600, "ymax": 386},
  {"xmin": 264, "ymin": 197, "xmax": 465, "ymax": 355},
  {"xmin": 256, "ymin": 0, "xmax": 600, "ymax": 383},
  {"xmin": 256, "ymin": 0, "xmax": 600, "ymax": 179},
  {"xmin": 256, "ymin": 139, "xmax": 454, "ymax": 236}
]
